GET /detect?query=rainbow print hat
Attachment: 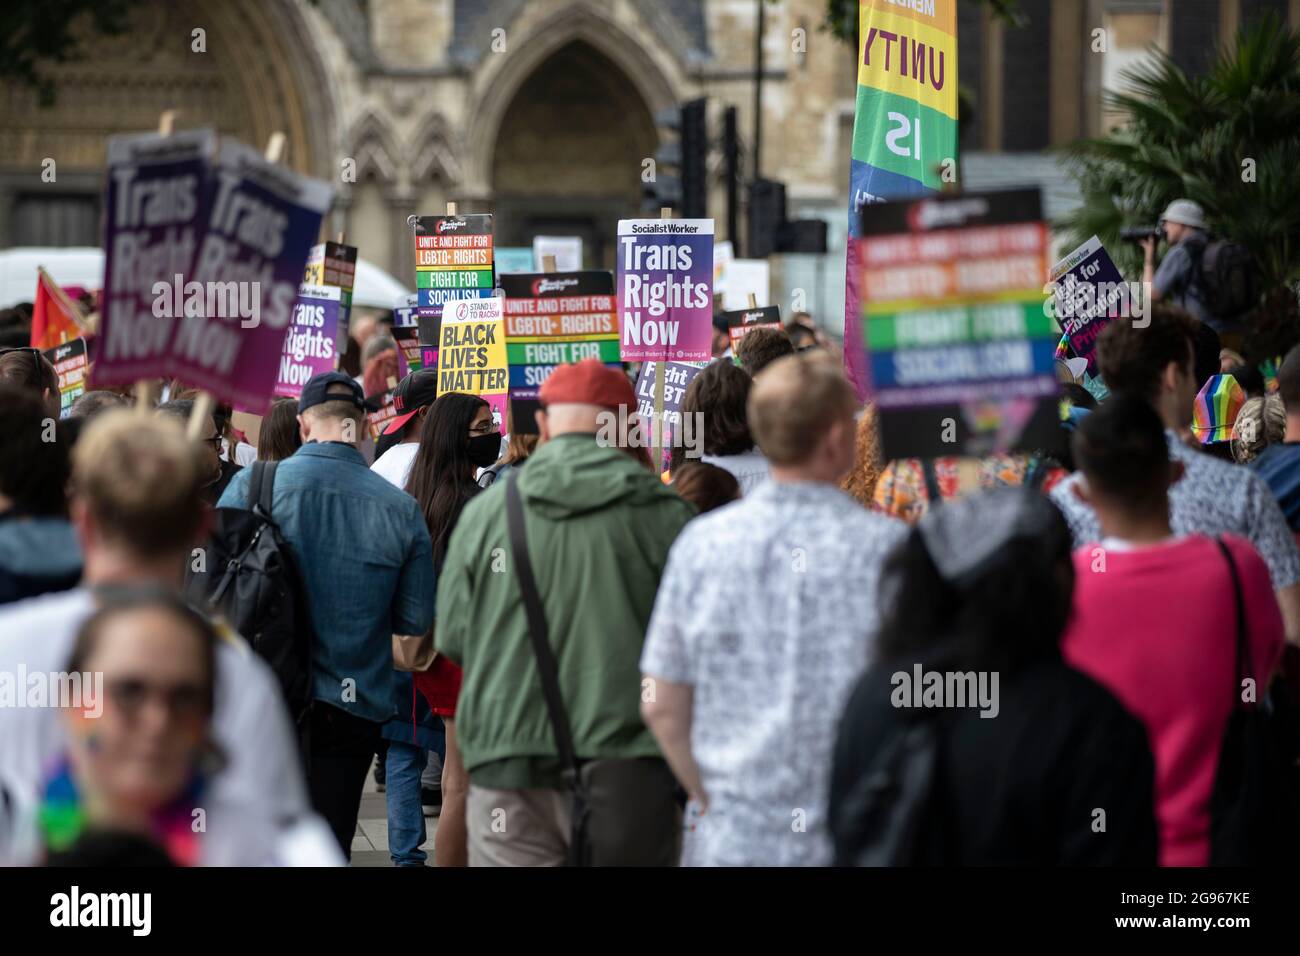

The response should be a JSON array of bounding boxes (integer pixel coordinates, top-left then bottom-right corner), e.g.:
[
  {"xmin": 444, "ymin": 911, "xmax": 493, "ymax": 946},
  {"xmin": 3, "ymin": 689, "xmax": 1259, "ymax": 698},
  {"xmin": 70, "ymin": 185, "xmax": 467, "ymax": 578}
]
[{"xmin": 1192, "ymin": 374, "xmax": 1246, "ymax": 444}]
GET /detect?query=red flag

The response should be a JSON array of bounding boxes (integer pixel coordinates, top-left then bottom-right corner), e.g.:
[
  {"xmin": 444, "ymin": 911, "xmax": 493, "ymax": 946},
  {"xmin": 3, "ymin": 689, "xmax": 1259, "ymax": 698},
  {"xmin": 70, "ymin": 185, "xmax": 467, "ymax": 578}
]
[{"xmin": 31, "ymin": 267, "xmax": 86, "ymax": 351}]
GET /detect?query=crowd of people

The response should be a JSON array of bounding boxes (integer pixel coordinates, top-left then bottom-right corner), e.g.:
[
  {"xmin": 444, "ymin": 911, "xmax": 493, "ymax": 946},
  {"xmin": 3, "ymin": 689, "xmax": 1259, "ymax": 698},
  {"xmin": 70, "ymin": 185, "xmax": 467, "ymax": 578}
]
[{"xmin": 1, "ymin": 277, "xmax": 1299, "ymax": 868}]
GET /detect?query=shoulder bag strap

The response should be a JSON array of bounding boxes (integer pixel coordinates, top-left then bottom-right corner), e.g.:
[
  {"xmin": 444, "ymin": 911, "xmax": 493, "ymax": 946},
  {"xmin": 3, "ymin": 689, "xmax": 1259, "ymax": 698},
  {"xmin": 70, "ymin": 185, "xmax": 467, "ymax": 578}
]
[
  {"xmin": 504, "ymin": 474, "xmax": 581, "ymax": 784},
  {"xmin": 1213, "ymin": 536, "xmax": 1254, "ymax": 706},
  {"xmin": 921, "ymin": 459, "xmax": 943, "ymax": 509}
]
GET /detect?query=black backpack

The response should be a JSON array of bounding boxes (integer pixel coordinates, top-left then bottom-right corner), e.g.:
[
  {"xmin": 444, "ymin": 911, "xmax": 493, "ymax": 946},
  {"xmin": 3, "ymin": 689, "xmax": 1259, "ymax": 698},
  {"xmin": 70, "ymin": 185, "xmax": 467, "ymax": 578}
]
[
  {"xmin": 185, "ymin": 461, "xmax": 313, "ymax": 724},
  {"xmin": 1192, "ymin": 238, "xmax": 1258, "ymax": 321},
  {"xmin": 832, "ymin": 716, "xmax": 941, "ymax": 866},
  {"xmin": 1208, "ymin": 539, "xmax": 1300, "ymax": 865}
]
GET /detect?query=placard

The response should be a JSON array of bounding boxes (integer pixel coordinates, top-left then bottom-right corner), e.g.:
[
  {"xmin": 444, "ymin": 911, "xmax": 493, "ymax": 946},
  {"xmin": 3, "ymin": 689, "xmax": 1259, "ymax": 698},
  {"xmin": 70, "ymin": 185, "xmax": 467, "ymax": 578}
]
[
  {"xmin": 532, "ymin": 235, "xmax": 583, "ymax": 272},
  {"xmin": 43, "ymin": 338, "xmax": 88, "ymax": 417},
  {"xmin": 725, "ymin": 305, "xmax": 783, "ymax": 353},
  {"xmin": 617, "ymin": 218, "xmax": 714, "ymax": 362},
  {"xmin": 274, "ymin": 284, "xmax": 341, "ymax": 399},
  {"xmin": 501, "ymin": 271, "xmax": 619, "ymax": 416},
  {"xmin": 635, "ymin": 360, "xmax": 708, "ymax": 472},
  {"xmin": 96, "ymin": 128, "xmax": 215, "ymax": 386},
  {"xmin": 1048, "ymin": 235, "xmax": 1126, "ymax": 376},
  {"xmin": 437, "ymin": 296, "xmax": 508, "ymax": 430},
  {"xmin": 304, "ymin": 241, "xmax": 356, "ymax": 353},
  {"xmin": 859, "ymin": 188, "xmax": 1058, "ymax": 459}
]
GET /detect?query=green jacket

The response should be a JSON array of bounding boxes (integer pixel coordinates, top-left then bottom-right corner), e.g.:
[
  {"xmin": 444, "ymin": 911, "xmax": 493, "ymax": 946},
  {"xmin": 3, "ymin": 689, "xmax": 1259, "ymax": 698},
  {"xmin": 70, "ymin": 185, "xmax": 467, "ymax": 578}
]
[{"xmin": 436, "ymin": 432, "xmax": 695, "ymax": 788}]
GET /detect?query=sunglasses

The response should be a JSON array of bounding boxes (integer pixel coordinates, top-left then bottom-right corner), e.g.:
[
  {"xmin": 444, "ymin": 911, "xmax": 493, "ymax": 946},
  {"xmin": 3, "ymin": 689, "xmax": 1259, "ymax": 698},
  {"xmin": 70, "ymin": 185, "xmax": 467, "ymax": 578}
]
[
  {"xmin": 104, "ymin": 677, "xmax": 210, "ymax": 725},
  {"xmin": 0, "ymin": 346, "xmax": 43, "ymax": 379}
]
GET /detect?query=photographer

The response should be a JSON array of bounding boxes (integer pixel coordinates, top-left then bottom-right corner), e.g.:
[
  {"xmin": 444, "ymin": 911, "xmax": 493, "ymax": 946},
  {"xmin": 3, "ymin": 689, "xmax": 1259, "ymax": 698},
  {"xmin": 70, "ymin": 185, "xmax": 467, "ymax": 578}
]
[{"xmin": 1140, "ymin": 199, "xmax": 1215, "ymax": 330}]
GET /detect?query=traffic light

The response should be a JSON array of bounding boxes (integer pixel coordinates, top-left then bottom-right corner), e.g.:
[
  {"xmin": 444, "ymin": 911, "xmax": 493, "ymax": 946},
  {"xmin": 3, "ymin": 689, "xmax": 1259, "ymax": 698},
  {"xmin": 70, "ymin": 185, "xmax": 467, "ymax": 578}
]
[
  {"xmin": 644, "ymin": 98, "xmax": 708, "ymax": 219},
  {"xmin": 747, "ymin": 177, "xmax": 829, "ymax": 257}
]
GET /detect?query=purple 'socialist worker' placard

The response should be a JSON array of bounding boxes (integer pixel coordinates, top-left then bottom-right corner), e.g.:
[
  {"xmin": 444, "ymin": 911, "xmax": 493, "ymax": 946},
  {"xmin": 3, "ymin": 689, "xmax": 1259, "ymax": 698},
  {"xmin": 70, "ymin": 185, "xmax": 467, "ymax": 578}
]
[
  {"xmin": 1049, "ymin": 235, "xmax": 1127, "ymax": 376},
  {"xmin": 179, "ymin": 139, "xmax": 333, "ymax": 412},
  {"xmin": 97, "ymin": 128, "xmax": 215, "ymax": 386},
  {"xmin": 617, "ymin": 219, "xmax": 714, "ymax": 362},
  {"xmin": 635, "ymin": 360, "xmax": 707, "ymax": 472},
  {"xmin": 274, "ymin": 284, "xmax": 341, "ymax": 398}
]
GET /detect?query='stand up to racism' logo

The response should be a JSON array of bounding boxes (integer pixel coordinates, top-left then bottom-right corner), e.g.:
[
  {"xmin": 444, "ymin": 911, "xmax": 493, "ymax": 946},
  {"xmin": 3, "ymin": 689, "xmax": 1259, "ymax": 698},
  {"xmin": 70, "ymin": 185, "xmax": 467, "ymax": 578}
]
[{"xmin": 531, "ymin": 277, "xmax": 581, "ymax": 296}]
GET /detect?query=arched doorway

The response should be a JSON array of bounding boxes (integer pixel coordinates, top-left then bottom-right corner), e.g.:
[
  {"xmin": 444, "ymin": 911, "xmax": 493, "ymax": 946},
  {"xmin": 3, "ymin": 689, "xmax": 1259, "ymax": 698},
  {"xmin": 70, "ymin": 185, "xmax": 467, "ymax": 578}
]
[
  {"xmin": 491, "ymin": 41, "xmax": 657, "ymax": 270},
  {"xmin": 0, "ymin": 0, "xmax": 334, "ymax": 248}
]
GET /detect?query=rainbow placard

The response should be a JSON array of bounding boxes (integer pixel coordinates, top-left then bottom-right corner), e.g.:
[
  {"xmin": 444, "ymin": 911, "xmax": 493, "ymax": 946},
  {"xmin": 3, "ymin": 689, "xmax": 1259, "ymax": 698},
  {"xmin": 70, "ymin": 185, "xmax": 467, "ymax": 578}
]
[
  {"xmin": 501, "ymin": 271, "xmax": 620, "ymax": 400},
  {"xmin": 860, "ymin": 188, "xmax": 1059, "ymax": 460},
  {"xmin": 843, "ymin": 0, "xmax": 958, "ymax": 399}
]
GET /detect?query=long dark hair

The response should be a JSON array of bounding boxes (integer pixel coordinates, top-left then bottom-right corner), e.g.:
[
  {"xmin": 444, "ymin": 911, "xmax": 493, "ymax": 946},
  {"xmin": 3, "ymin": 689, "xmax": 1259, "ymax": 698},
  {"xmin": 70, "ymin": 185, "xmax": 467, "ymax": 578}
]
[
  {"xmin": 405, "ymin": 392, "xmax": 489, "ymax": 571},
  {"xmin": 874, "ymin": 493, "xmax": 1076, "ymax": 677}
]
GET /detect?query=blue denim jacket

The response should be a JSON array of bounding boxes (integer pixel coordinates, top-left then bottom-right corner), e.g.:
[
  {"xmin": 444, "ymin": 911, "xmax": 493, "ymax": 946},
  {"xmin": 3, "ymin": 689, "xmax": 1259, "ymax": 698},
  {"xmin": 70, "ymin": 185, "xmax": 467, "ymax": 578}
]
[{"xmin": 219, "ymin": 442, "xmax": 436, "ymax": 723}]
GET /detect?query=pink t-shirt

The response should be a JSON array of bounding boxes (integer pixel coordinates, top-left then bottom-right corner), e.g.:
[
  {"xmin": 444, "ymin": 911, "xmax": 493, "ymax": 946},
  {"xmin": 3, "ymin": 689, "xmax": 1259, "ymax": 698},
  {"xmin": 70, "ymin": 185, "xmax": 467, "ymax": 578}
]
[{"xmin": 1063, "ymin": 534, "xmax": 1284, "ymax": 867}]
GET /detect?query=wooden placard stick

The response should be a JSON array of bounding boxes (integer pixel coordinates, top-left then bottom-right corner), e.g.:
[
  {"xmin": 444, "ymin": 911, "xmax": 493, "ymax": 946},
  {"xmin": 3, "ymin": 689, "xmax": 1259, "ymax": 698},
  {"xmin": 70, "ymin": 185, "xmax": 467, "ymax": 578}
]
[
  {"xmin": 136, "ymin": 110, "xmax": 177, "ymax": 415},
  {"xmin": 541, "ymin": 254, "xmax": 557, "ymax": 273},
  {"xmin": 652, "ymin": 206, "xmax": 671, "ymax": 474}
]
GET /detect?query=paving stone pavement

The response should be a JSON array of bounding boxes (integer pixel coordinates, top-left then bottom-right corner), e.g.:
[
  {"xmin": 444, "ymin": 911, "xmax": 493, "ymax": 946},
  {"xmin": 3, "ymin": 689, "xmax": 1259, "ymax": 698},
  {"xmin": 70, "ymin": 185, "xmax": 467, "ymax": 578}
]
[{"xmin": 350, "ymin": 766, "xmax": 438, "ymax": 867}]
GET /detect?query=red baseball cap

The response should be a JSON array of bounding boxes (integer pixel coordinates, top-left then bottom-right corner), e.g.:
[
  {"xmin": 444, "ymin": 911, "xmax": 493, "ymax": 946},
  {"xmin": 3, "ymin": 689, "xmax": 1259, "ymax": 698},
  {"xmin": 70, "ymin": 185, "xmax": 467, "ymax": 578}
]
[
  {"xmin": 383, "ymin": 368, "xmax": 439, "ymax": 436},
  {"xmin": 539, "ymin": 359, "xmax": 635, "ymax": 411}
]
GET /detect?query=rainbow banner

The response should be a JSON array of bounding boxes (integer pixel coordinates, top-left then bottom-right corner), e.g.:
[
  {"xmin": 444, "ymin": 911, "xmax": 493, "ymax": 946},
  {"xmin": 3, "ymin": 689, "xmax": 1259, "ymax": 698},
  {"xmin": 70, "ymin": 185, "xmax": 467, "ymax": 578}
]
[{"xmin": 843, "ymin": 0, "xmax": 958, "ymax": 400}]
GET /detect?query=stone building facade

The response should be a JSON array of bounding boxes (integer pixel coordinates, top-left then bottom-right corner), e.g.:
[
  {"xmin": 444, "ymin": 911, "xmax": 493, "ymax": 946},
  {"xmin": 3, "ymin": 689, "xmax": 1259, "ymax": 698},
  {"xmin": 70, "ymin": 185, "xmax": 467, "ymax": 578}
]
[{"xmin": 2, "ymin": 0, "xmax": 1296, "ymax": 329}]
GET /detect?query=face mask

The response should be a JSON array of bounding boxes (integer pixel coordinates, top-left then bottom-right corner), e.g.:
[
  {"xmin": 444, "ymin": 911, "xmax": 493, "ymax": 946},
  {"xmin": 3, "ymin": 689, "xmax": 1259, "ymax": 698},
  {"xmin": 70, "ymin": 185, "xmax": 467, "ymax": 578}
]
[{"xmin": 467, "ymin": 431, "xmax": 501, "ymax": 468}]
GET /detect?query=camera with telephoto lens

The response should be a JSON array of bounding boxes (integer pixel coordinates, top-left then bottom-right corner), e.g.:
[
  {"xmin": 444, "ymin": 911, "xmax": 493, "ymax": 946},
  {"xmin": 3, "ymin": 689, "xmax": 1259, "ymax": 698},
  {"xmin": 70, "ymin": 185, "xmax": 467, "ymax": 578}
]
[{"xmin": 1120, "ymin": 224, "xmax": 1166, "ymax": 243}]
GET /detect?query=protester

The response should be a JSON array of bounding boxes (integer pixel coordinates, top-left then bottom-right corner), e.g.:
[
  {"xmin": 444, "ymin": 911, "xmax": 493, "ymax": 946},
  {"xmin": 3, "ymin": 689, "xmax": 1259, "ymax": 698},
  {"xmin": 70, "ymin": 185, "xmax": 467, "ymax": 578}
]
[
  {"xmin": 784, "ymin": 321, "xmax": 817, "ymax": 351},
  {"xmin": 478, "ymin": 400, "xmax": 538, "ymax": 489},
  {"xmin": 68, "ymin": 390, "xmax": 128, "ymax": 422},
  {"xmin": 1189, "ymin": 373, "xmax": 1246, "ymax": 461},
  {"xmin": 642, "ymin": 353, "xmax": 906, "ymax": 866},
  {"xmin": 670, "ymin": 360, "xmax": 770, "ymax": 493},
  {"xmin": 1142, "ymin": 199, "xmax": 1216, "ymax": 330},
  {"xmin": 0, "ymin": 383, "xmax": 80, "ymax": 604},
  {"xmin": 0, "ymin": 345, "xmax": 60, "ymax": 419},
  {"xmin": 37, "ymin": 590, "xmax": 220, "ymax": 866},
  {"xmin": 157, "ymin": 399, "xmax": 242, "ymax": 506},
  {"xmin": 362, "ymin": 334, "xmax": 401, "ymax": 400},
  {"xmin": 401, "ymin": 391, "xmax": 499, "ymax": 867},
  {"xmin": 1061, "ymin": 395, "xmax": 1284, "ymax": 866},
  {"xmin": 1249, "ymin": 345, "xmax": 1300, "ymax": 531},
  {"xmin": 370, "ymin": 368, "xmax": 438, "ymax": 488},
  {"xmin": 828, "ymin": 488, "xmax": 1158, "ymax": 865},
  {"xmin": 840, "ymin": 406, "xmax": 883, "ymax": 507},
  {"xmin": 873, "ymin": 452, "xmax": 1065, "ymax": 523},
  {"xmin": 216, "ymin": 403, "xmax": 256, "ymax": 468},
  {"xmin": 257, "ymin": 397, "xmax": 303, "ymax": 462},
  {"xmin": 733, "ymin": 326, "xmax": 794, "ymax": 377},
  {"xmin": 710, "ymin": 312, "xmax": 732, "ymax": 360},
  {"xmin": 670, "ymin": 461, "xmax": 740, "ymax": 515},
  {"xmin": 0, "ymin": 410, "xmax": 335, "ymax": 865},
  {"xmin": 436, "ymin": 359, "xmax": 693, "ymax": 866},
  {"xmin": 217, "ymin": 372, "xmax": 436, "ymax": 860},
  {"xmin": 1049, "ymin": 306, "xmax": 1300, "ymax": 644},
  {"xmin": 1232, "ymin": 394, "xmax": 1285, "ymax": 464}
]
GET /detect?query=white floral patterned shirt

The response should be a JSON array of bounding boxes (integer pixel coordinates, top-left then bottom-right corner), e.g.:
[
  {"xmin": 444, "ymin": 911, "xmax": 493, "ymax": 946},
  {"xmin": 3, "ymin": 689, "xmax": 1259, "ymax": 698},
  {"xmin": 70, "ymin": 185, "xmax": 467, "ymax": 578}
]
[{"xmin": 641, "ymin": 481, "xmax": 907, "ymax": 866}]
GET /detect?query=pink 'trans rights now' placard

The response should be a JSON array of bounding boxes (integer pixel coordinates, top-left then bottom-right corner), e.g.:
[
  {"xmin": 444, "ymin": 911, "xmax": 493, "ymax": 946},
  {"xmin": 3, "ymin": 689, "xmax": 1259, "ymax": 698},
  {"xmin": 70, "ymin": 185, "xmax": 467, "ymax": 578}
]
[
  {"xmin": 178, "ymin": 139, "xmax": 333, "ymax": 413},
  {"xmin": 617, "ymin": 219, "xmax": 714, "ymax": 363},
  {"xmin": 274, "ymin": 284, "xmax": 341, "ymax": 399}
]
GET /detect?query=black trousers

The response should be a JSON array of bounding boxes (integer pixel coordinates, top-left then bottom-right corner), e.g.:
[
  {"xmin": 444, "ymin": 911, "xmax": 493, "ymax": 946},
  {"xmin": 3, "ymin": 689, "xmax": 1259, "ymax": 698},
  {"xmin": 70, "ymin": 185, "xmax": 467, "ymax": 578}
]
[{"xmin": 306, "ymin": 703, "xmax": 383, "ymax": 861}]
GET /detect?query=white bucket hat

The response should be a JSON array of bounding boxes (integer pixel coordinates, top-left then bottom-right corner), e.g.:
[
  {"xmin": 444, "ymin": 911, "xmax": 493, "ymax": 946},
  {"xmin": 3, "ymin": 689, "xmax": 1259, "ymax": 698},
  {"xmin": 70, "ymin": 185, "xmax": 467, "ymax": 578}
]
[{"xmin": 1159, "ymin": 199, "xmax": 1207, "ymax": 230}]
